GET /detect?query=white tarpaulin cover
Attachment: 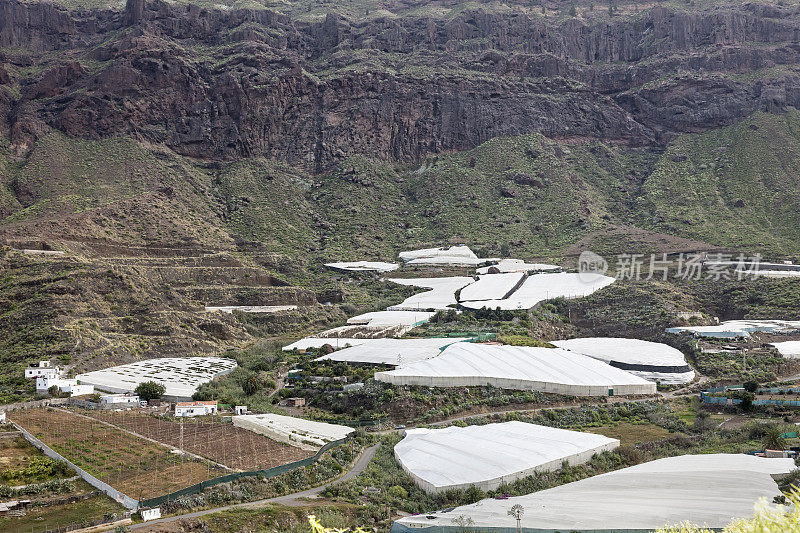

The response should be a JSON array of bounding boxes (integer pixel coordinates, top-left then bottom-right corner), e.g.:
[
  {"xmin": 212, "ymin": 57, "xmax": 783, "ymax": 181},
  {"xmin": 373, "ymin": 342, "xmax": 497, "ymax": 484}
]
[
  {"xmin": 770, "ymin": 341, "xmax": 800, "ymax": 358},
  {"xmin": 392, "ymin": 454, "xmax": 795, "ymax": 531},
  {"xmin": 460, "ymin": 273, "xmax": 616, "ymax": 310},
  {"xmin": 232, "ymin": 413, "xmax": 354, "ymax": 450},
  {"xmin": 399, "ymin": 245, "xmax": 478, "ymax": 262},
  {"xmin": 347, "ymin": 310, "xmax": 436, "ymax": 327},
  {"xmin": 394, "ymin": 422, "xmax": 619, "ymax": 493},
  {"xmin": 459, "ymin": 273, "xmax": 525, "ymax": 302},
  {"xmin": 667, "ymin": 320, "xmax": 800, "ymax": 338},
  {"xmin": 205, "ymin": 305, "xmax": 297, "ymax": 313},
  {"xmin": 315, "ymin": 337, "xmax": 472, "ymax": 366},
  {"xmin": 388, "ymin": 277, "xmax": 475, "ymax": 310},
  {"xmin": 552, "ymin": 338, "xmax": 695, "ymax": 384},
  {"xmin": 282, "ymin": 338, "xmax": 376, "ymax": 351},
  {"xmin": 374, "ymin": 343, "xmax": 656, "ymax": 396},
  {"xmin": 477, "ymin": 259, "xmax": 560, "ymax": 274},
  {"xmin": 325, "ymin": 261, "xmax": 399, "ymax": 273},
  {"xmin": 77, "ymin": 357, "xmax": 237, "ymax": 400}
]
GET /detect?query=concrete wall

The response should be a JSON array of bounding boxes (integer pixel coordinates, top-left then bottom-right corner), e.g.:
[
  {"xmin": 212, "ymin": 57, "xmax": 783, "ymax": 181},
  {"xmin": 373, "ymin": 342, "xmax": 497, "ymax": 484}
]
[{"xmin": 9, "ymin": 420, "xmax": 139, "ymax": 510}]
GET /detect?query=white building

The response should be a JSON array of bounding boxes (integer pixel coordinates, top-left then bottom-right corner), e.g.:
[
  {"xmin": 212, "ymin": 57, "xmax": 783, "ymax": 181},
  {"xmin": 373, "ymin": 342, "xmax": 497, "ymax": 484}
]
[
  {"xmin": 100, "ymin": 393, "xmax": 140, "ymax": 405},
  {"xmin": 174, "ymin": 401, "xmax": 218, "ymax": 417},
  {"xmin": 140, "ymin": 508, "xmax": 161, "ymax": 521},
  {"xmin": 36, "ymin": 376, "xmax": 94, "ymax": 396},
  {"xmin": 25, "ymin": 361, "xmax": 59, "ymax": 379}
]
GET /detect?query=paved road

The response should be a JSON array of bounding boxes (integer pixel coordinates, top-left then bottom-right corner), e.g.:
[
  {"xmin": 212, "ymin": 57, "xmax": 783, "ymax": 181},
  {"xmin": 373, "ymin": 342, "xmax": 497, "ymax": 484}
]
[{"xmin": 130, "ymin": 443, "xmax": 379, "ymax": 531}]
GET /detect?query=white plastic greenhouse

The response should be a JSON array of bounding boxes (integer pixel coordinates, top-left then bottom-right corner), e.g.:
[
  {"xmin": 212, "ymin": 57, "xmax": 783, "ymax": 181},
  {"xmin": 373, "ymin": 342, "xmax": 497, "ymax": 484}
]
[
  {"xmin": 232, "ymin": 414, "xmax": 354, "ymax": 451},
  {"xmin": 76, "ymin": 357, "xmax": 237, "ymax": 400},
  {"xmin": 459, "ymin": 272, "xmax": 616, "ymax": 310},
  {"xmin": 324, "ymin": 261, "xmax": 399, "ymax": 273},
  {"xmin": 374, "ymin": 343, "xmax": 656, "ymax": 396},
  {"xmin": 458, "ymin": 272, "xmax": 525, "ymax": 302},
  {"xmin": 315, "ymin": 337, "xmax": 471, "ymax": 366},
  {"xmin": 666, "ymin": 319, "xmax": 800, "ymax": 338},
  {"xmin": 388, "ymin": 277, "xmax": 475, "ymax": 310},
  {"xmin": 392, "ymin": 454, "xmax": 795, "ymax": 532},
  {"xmin": 770, "ymin": 340, "xmax": 800, "ymax": 358},
  {"xmin": 394, "ymin": 422, "xmax": 619, "ymax": 493},
  {"xmin": 552, "ymin": 338, "xmax": 695, "ymax": 384},
  {"xmin": 476, "ymin": 259, "xmax": 560, "ymax": 274}
]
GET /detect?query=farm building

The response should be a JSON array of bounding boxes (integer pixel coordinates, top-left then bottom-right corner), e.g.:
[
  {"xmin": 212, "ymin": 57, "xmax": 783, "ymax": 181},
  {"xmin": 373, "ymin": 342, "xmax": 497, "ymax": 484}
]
[
  {"xmin": 175, "ymin": 401, "xmax": 218, "ymax": 417},
  {"xmin": 476, "ymin": 259, "xmax": 560, "ymax": 274},
  {"xmin": 459, "ymin": 272, "xmax": 616, "ymax": 311},
  {"xmin": 76, "ymin": 357, "xmax": 237, "ymax": 401},
  {"xmin": 374, "ymin": 343, "xmax": 656, "ymax": 396},
  {"xmin": 552, "ymin": 338, "xmax": 695, "ymax": 384},
  {"xmin": 100, "ymin": 393, "xmax": 140, "ymax": 406},
  {"xmin": 232, "ymin": 414, "xmax": 353, "ymax": 450},
  {"xmin": 458, "ymin": 272, "xmax": 526, "ymax": 302},
  {"xmin": 324, "ymin": 261, "xmax": 399, "ymax": 273},
  {"xmin": 315, "ymin": 337, "xmax": 472, "ymax": 366},
  {"xmin": 392, "ymin": 454, "xmax": 794, "ymax": 532},
  {"xmin": 394, "ymin": 422, "xmax": 619, "ymax": 493},
  {"xmin": 771, "ymin": 341, "xmax": 800, "ymax": 358},
  {"xmin": 35, "ymin": 375, "xmax": 94, "ymax": 396},
  {"xmin": 388, "ymin": 277, "xmax": 475, "ymax": 310},
  {"xmin": 24, "ymin": 361, "xmax": 58, "ymax": 379},
  {"xmin": 666, "ymin": 320, "xmax": 800, "ymax": 338}
]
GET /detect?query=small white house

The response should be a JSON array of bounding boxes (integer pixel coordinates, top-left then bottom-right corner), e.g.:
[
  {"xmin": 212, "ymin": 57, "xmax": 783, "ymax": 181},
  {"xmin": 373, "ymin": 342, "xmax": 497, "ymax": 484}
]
[
  {"xmin": 100, "ymin": 393, "xmax": 140, "ymax": 405},
  {"xmin": 174, "ymin": 401, "xmax": 218, "ymax": 417},
  {"xmin": 25, "ymin": 361, "xmax": 59, "ymax": 380},
  {"xmin": 140, "ymin": 508, "xmax": 161, "ymax": 521},
  {"xmin": 36, "ymin": 376, "xmax": 94, "ymax": 397},
  {"xmin": 234, "ymin": 405, "xmax": 247, "ymax": 415}
]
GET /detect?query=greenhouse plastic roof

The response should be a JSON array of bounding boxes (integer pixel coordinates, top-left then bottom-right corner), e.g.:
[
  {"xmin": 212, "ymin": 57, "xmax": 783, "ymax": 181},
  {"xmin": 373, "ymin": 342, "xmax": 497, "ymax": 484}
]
[
  {"xmin": 388, "ymin": 277, "xmax": 475, "ymax": 310},
  {"xmin": 476, "ymin": 259, "xmax": 560, "ymax": 274},
  {"xmin": 324, "ymin": 261, "xmax": 399, "ymax": 273},
  {"xmin": 77, "ymin": 357, "xmax": 237, "ymax": 399},
  {"xmin": 394, "ymin": 422, "xmax": 619, "ymax": 493},
  {"xmin": 315, "ymin": 337, "xmax": 471, "ymax": 366},
  {"xmin": 770, "ymin": 340, "xmax": 800, "ymax": 358},
  {"xmin": 282, "ymin": 337, "xmax": 376, "ymax": 352},
  {"xmin": 399, "ymin": 245, "xmax": 478, "ymax": 261},
  {"xmin": 460, "ymin": 273, "xmax": 616, "ymax": 310},
  {"xmin": 205, "ymin": 305, "xmax": 297, "ymax": 313},
  {"xmin": 552, "ymin": 338, "xmax": 695, "ymax": 384},
  {"xmin": 374, "ymin": 343, "xmax": 656, "ymax": 396},
  {"xmin": 393, "ymin": 454, "xmax": 795, "ymax": 532},
  {"xmin": 347, "ymin": 310, "xmax": 436, "ymax": 327},
  {"xmin": 666, "ymin": 320, "xmax": 800, "ymax": 338},
  {"xmin": 232, "ymin": 414, "xmax": 353, "ymax": 450},
  {"xmin": 459, "ymin": 273, "xmax": 525, "ymax": 302}
]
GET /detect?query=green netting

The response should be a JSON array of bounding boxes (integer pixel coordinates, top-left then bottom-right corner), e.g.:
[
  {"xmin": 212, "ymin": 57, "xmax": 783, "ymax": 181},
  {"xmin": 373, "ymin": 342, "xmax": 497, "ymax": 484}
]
[{"xmin": 138, "ymin": 437, "xmax": 348, "ymax": 509}]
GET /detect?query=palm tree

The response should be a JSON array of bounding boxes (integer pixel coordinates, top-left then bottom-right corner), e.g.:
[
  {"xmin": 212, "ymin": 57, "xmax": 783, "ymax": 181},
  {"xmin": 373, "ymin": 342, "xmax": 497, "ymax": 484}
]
[{"xmin": 763, "ymin": 426, "xmax": 786, "ymax": 451}]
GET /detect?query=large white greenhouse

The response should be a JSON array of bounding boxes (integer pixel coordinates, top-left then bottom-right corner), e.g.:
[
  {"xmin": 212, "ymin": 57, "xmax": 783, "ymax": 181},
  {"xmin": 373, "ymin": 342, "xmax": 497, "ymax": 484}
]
[
  {"xmin": 76, "ymin": 357, "xmax": 237, "ymax": 401},
  {"xmin": 388, "ymin": 277, "xmax": 475, "ymax": 310},
  {"xmin": 392, "ymin": 454, "xmax": 795, "ymax": 532},
  {"xmin": 666, "ymin": 319, "xmax": 800, "ymax": 338},
  {"xmin": 315, "ymin": 337, "xmax": 471, "ymax": 366},
  {"xmin": 374, "ymin": 343, "xmax": 656, "ymax": 396},
  {"xmin": 232, "ymin": 414, "xmax": 354, "ymax": 451},
  {"xmin": 458, "ymin": 272, "xmax": 525, "ymax": 302},
  {"xmin": 552, "ymin": 338, "xmax": 695, "ymax": 384},
  {"xmin": 459, "ymin": 272, "xmax": 616, "ymax": 310},
  {"xmin": 394, "ymin": 422, "xmax": 619, "ymax": 493}
]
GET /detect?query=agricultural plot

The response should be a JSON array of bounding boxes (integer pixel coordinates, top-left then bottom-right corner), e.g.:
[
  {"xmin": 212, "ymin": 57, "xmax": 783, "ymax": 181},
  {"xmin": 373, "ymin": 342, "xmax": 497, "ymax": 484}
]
[
  {"xmin": 86, "ymin": 411, "xmax": 313, "ymax": 471},
  {"xmin": 9, "ymin": 409, "xmax": 217, "ymax": 500}
]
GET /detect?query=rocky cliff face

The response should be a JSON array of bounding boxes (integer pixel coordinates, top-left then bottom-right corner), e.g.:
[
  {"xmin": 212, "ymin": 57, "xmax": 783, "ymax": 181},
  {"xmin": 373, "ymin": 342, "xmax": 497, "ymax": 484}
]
[{"xmin": 3, "ymin": 0, "xmax": 800, "ymax": 170}]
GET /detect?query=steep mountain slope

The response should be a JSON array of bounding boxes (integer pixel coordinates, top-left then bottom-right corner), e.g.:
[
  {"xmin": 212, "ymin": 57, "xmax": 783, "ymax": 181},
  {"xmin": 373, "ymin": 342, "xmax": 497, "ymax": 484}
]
[{"xmin": 4, "ymin": 0, "xmax": 800, "ymax": 170}]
